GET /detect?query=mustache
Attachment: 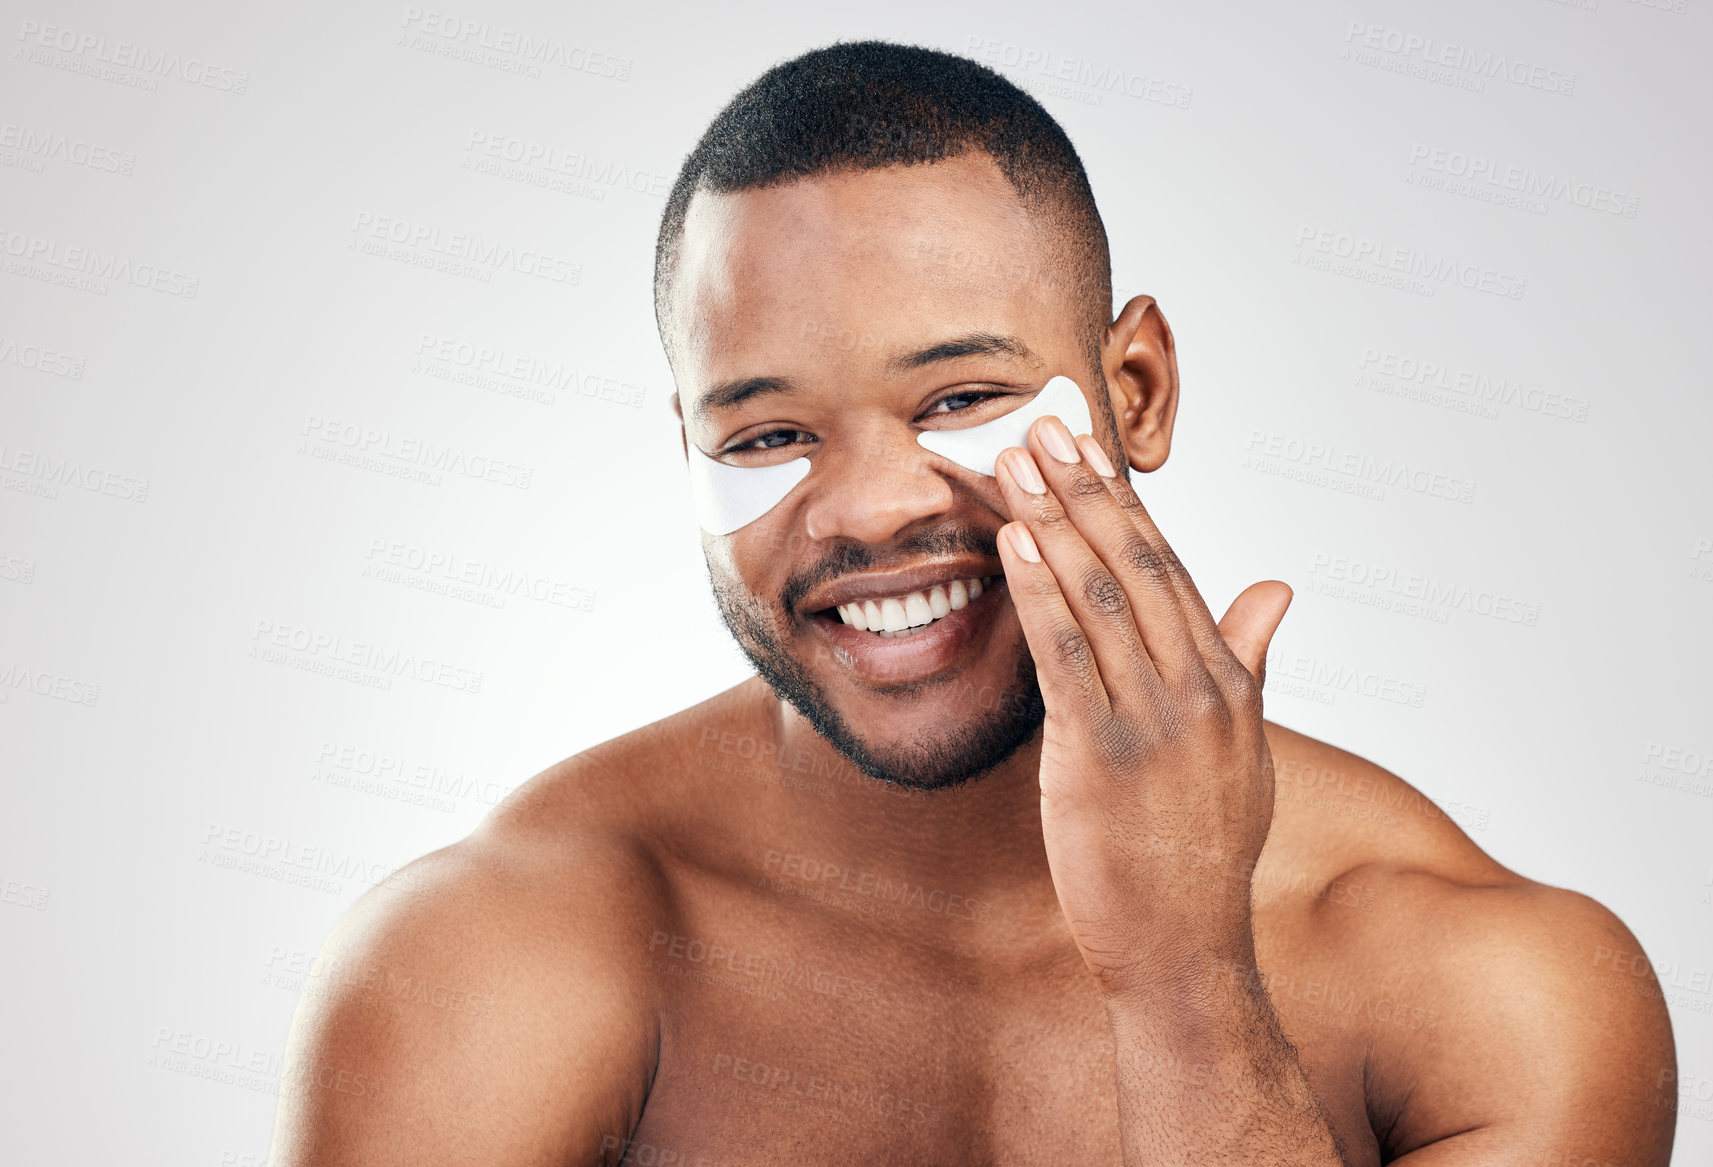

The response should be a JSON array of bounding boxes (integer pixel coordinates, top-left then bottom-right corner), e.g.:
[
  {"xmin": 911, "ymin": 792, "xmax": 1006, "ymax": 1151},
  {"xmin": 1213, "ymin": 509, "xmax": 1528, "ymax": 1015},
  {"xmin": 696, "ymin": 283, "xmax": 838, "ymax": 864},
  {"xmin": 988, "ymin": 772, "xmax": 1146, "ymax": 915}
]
[{"xmin": 779, "ymin": 525, "xmax": 1000, "ymax": 616}]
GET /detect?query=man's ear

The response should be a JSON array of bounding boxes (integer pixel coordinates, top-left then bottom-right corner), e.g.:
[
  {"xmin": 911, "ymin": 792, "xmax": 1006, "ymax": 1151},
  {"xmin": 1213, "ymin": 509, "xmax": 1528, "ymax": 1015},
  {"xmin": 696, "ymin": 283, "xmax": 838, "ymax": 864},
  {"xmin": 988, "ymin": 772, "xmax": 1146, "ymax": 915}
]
[
  {"xmin": 669, "ymin": 392, "xmax": 688, "ymax": 461},
  {"xmin": 1101, "ymin": 295, "xmax": 1180, "ymax": 473}
]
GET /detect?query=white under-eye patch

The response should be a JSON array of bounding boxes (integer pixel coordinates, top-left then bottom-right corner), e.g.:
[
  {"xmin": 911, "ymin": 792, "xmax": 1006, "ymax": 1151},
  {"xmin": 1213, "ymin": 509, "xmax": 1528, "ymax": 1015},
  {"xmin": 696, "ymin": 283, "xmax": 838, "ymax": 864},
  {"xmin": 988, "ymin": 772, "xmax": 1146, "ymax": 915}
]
[
  {"xmin": 917, "ymin": 374, "xmax": 1094, "ymax": 476},
  {"xmin": 684, "ymin": 375, "xmax": 1096, "ymax": 536},
  {"xmin": 685, "ymin": 443, "xmax": 812, "ymax": 536}
]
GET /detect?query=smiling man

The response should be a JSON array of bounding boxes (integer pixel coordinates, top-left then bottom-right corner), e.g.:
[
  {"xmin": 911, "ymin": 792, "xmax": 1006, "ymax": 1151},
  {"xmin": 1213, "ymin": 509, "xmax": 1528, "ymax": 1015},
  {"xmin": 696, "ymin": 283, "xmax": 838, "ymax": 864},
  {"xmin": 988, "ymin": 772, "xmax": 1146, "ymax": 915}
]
[{"xmin": 271, "ymin": 42, "xmax": 1676, "ymax": 1166}]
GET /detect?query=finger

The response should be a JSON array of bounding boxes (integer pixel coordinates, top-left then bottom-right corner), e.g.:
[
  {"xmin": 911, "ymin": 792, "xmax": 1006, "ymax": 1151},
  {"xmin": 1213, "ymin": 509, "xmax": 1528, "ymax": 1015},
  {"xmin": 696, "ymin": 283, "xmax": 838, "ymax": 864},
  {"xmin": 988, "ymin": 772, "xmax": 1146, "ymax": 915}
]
[
  {"xmin": 997, "ymin": 443, "xmax": 1162, "ymax": 701},
  {"xmin": 1020, "ymin": 418, "xmax": 1203, "ymax": 677},
  {"xmin": 1068, "ymin": 429, "xmax": 1232, "ymax": 665},
  {"xmin": 994, "ymin": 518, "xmax": 1113, "ymax": 717},
  {"xmin": 995, "ymin": 444, "xmax": 1151, "ymax": 701},
  {"xmin": 1216, "ymin": 581, "xmax": 1293, "ymax": 685}
]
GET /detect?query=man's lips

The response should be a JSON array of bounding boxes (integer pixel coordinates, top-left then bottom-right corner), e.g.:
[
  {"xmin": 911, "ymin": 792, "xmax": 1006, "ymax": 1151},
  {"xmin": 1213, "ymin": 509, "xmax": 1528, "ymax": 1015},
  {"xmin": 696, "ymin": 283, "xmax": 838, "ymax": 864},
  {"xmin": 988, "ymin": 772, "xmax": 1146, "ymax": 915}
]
[
  {"xmin": 803, "ymin": 574, "xmax": 1010, "ymax": 687},
  {"xmin": 795, "ymin": 558, "xmax": 1005, "ymax": 617}
]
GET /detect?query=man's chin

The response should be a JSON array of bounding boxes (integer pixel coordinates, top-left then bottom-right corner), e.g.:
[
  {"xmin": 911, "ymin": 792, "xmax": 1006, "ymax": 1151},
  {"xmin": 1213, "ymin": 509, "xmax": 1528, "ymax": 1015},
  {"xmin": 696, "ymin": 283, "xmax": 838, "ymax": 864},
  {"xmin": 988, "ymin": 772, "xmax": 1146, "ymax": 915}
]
[
  {"xmin": 767, "ymin": 652, "xmax": 1046, "ymax": 794},
  {"xmin": 841, "ymin": 722, "xmax": 1045, "ymax": 793},
  {"xmin": 709, "ymin": 566, "xmax": 1044, "ymax": 792}
]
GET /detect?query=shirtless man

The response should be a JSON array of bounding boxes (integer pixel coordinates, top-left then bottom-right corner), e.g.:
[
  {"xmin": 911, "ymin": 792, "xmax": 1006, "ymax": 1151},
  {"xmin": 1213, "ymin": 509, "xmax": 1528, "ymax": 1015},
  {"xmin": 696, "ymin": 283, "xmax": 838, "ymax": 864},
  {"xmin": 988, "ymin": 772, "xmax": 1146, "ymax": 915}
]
[{"xmin": 270, "ymin": 42, "xmax": 1676, "ymax": 1166}]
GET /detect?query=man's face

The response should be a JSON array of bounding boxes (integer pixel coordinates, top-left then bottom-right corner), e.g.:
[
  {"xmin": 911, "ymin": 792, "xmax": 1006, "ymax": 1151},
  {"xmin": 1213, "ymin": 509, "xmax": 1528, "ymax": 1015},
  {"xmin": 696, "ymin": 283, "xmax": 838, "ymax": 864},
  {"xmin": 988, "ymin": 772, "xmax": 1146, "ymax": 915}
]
[{"xmin": 669, "ymin": 153, "xmax": 1101, "ymax": 790}]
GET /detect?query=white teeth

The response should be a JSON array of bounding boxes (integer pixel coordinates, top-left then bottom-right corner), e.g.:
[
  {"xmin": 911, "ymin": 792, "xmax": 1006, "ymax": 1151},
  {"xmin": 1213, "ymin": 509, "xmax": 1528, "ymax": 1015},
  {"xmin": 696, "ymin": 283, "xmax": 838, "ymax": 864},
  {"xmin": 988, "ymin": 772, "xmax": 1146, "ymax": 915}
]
[
  {"xmin": 832, "ymin": 576, "xmax": 997, "ymax": 638},
  {"xmin": 879, "ymin": 598, "xmax": 909, "ymax": 632},
  {"xmin": 928, "ymin": 585, "xmax": 950, "ymax": 619}
]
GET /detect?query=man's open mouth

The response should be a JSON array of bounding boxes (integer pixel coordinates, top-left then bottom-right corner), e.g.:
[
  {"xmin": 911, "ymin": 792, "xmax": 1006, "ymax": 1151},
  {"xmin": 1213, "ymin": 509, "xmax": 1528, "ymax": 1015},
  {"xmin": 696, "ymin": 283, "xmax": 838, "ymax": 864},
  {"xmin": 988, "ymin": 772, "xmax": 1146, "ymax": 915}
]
[
  {"xmin": 799, "ymin": 563, "xmax": 1009, "ymax": 685},
  {"xmin": 821, "ymin": 575, "xmax": 998, "ymax": 638}
]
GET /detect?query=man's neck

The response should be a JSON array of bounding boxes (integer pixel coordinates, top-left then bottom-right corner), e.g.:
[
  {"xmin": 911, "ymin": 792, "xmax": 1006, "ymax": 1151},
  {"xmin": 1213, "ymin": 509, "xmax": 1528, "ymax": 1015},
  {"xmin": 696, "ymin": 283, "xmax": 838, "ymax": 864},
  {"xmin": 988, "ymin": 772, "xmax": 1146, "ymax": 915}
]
[{"xmin": 758, "ymin": 686, "xmax": 1070, "ymax": 945}]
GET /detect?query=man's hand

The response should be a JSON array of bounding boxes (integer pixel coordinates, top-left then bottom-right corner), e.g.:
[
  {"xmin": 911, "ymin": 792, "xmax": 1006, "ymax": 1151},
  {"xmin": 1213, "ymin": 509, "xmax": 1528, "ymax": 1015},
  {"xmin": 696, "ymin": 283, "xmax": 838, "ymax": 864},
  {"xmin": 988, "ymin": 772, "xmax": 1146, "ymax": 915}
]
[
  {"xmin": 993, "ymin": 412, "xmax": 1346, "ymax": 1166},
  {"xmin": 992, "ymin": 413, "xmax": 1292, "ymax": 999}
]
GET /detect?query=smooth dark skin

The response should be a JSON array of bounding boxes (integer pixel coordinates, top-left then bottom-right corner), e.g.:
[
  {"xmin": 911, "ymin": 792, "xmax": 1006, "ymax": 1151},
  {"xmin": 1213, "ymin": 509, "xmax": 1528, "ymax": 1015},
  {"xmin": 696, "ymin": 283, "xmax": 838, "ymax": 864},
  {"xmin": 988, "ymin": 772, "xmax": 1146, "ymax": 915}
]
[{"xmin": 271, "ymin": 154, "xmax": 1676, "ymax": 1165}]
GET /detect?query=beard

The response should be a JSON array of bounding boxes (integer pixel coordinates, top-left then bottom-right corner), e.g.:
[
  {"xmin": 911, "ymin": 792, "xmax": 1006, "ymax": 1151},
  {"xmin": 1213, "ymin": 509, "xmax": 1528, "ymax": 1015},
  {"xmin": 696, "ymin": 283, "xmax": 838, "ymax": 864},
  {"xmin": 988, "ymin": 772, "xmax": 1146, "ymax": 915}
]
[{"xmin": 705, "ymin": 526, "xmax": 1046, "ymax": 793}]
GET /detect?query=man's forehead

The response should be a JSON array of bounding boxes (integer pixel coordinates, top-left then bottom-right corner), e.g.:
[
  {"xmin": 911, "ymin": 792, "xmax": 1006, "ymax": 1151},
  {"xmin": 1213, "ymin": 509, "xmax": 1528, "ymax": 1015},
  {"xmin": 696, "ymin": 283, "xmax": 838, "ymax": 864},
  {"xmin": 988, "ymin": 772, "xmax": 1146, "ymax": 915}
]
[
  {"xmin": 676, "ymin": 151, "xmax": 1036, "ymax": 273},
  {"xmin": 669, "ymin": 155, "xmax": 1072, "ymax": 391}
]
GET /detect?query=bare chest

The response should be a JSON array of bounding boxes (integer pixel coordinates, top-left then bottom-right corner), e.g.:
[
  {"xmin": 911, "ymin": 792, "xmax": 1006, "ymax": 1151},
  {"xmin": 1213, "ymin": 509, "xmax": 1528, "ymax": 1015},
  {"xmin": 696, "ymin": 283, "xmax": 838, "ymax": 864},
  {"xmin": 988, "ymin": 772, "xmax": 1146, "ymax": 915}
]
[{"xmin": 627, "ymin": 922, "xmax": 1379, "ymax": 1166}]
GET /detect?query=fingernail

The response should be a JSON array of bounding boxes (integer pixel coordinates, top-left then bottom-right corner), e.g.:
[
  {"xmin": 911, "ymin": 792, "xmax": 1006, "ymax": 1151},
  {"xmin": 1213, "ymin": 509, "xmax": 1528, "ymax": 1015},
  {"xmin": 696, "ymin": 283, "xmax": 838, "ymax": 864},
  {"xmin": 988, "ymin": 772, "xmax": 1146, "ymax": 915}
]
[
  {"xmin": 1077, "ymin": 435, "xmax": 1116, "ymax": 478},
  {"xmin": 1005, "ymin": 523, "xmax": 1042, "ymax": 563},
  {"xmin": 1038, "ymin": 416, "xmax": 1080, "ymax": 464},
  {"xmin": 1001, "ymin": 448, "xmax": 1047, "ymax": 495}
]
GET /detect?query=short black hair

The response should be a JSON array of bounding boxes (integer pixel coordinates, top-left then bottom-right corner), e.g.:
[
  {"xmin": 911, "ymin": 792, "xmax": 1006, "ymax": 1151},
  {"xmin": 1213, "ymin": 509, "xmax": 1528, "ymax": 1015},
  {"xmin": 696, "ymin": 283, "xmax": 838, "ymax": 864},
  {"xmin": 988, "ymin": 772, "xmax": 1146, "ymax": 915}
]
[{"xmin": 653, "ymin": 40, "xmax": 1112, "ymax": 373}]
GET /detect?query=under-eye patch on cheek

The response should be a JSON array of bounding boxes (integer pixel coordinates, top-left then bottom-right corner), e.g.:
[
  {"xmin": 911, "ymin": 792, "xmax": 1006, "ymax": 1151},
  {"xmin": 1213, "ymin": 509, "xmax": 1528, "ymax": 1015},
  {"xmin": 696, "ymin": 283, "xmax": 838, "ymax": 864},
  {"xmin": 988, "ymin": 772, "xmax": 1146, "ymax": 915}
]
[
  {"xmin": 683, "ymin": 375, "xmax": 1096, "ymax": 536},
  {"xmin": 916, "ymin": 375, "xmax": 1094, "ymax": 477},
  {"xmin": 685, "ymin": 443, "xmax": 812, "ymax": 536}
]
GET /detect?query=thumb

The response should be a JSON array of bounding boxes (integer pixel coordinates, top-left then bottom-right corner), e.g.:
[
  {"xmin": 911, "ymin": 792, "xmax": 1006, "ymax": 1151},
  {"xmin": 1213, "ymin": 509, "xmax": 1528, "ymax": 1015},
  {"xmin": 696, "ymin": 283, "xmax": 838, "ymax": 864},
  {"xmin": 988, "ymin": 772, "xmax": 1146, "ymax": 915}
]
[{"xmin": 1217, "ymin": 580, "xmax": 1293, "ymax": 684}]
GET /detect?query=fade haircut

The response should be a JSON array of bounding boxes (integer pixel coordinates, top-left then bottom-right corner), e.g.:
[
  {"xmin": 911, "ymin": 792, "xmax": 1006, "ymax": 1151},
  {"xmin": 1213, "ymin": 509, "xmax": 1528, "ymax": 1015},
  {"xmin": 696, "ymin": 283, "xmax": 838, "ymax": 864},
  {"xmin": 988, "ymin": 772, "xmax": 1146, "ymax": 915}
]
[{"xmin": 653, "ymin": 40, "xmax": 1113, "ymax": 382}]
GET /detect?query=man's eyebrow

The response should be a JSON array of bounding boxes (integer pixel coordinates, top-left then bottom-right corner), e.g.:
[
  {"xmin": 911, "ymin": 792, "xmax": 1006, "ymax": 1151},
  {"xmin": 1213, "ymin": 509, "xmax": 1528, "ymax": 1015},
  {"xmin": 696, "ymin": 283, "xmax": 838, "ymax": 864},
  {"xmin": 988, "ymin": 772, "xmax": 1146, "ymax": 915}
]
[
  {"xmin": 888, "ymin": 332, "xmax": 1039, "ymax": 373},
  {"xmin": 691, "ymin": 333, "xmax": 1036, "ymax": 424},
  {"xmin": 692, "ymin": 375, "xmax": 797, "ymax": 426}
]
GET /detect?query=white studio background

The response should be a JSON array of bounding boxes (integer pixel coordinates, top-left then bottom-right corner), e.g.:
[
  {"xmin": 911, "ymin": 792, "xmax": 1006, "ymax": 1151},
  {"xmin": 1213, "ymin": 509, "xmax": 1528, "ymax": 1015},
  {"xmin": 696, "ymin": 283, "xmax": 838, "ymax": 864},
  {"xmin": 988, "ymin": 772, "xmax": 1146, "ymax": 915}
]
[{"xmin": 2, "ymin": 0, "xmax": 1709, "ymax": 1162}]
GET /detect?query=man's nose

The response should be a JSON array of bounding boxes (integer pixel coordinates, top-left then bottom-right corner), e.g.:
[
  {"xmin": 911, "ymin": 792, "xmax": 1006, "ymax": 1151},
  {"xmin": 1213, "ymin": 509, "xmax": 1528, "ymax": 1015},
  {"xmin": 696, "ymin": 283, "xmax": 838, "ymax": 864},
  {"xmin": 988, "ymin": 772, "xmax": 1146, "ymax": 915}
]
[{"xmin": 799, "ymin": 437, "xmax": 957, "ymax": 544}]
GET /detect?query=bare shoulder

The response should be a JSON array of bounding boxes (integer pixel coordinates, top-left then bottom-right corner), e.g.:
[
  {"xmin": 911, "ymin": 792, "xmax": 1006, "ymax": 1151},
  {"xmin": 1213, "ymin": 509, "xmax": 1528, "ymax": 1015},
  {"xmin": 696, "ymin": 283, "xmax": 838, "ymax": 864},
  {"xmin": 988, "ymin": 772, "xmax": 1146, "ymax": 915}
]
[
  {"xmin": 1258, "ymin": 722, "xmax": 1676, "ymax": 1164},
  {"xmin": 270, "ymin": 693, "xmax": 749, "ymax": 1166},
  {"xmin": 1259, "ymin": 719, "xmax": 1508, "ymax": 891}
]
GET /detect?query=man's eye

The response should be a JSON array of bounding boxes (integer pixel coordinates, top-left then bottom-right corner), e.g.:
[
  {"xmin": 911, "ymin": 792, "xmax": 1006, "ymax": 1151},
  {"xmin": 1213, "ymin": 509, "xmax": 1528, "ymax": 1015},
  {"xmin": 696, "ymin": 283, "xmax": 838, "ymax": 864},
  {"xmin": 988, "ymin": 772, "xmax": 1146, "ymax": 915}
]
[
  {"xmin": 730, "ymin": 429, "xmax": 813, "ymax": 453},
  {"xmin": 930, "ymin": 391, "xmax": 1005, "ymax": 416}
]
